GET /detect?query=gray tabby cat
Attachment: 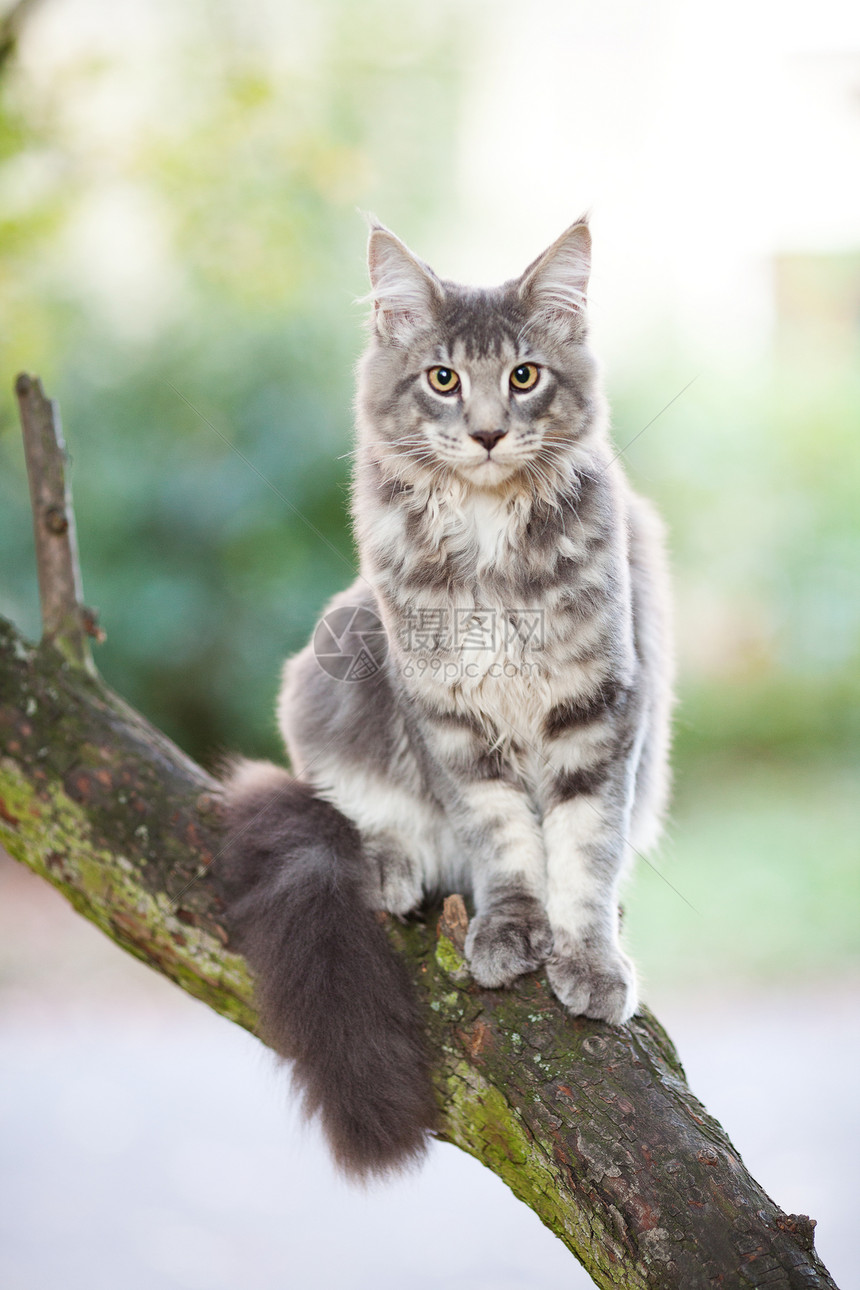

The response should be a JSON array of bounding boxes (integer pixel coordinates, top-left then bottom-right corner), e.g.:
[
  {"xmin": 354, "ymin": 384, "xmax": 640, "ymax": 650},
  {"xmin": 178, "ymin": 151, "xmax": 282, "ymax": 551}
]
[{"xmin": 219, "ymin": 217, "xmax": 673, "ymax": 1178}]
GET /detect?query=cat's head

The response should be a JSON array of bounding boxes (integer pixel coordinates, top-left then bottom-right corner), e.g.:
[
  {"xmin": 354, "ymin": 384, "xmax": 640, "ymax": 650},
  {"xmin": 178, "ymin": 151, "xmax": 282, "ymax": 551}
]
[{"xmin": 356, "ymin": 219, "xmax": 603, "ymax": 497}]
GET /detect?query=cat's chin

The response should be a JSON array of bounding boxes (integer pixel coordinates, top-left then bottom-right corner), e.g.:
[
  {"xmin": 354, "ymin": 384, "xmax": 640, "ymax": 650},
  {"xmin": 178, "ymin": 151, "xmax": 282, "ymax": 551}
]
[{"xmin": 455, "ymin": 457, "xmax": 522, "ymax": 492}]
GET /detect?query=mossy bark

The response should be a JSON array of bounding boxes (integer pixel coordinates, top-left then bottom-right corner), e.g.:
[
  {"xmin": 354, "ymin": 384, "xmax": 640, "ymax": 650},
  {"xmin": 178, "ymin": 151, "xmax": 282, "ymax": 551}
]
[{"xmin": 0, "ymin": 616, "xmax": 839, "ymax": 1289}]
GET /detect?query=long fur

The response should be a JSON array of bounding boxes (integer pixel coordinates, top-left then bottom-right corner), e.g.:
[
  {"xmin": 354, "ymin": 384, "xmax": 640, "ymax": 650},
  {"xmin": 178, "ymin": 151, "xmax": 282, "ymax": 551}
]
[
  {"xmin": 219, "ymin": 218, "xmax": 674, "ymax": 1179},
  {"xmin": 218, "ymin": 762, "xmax": 436, "ymax": 1179}
]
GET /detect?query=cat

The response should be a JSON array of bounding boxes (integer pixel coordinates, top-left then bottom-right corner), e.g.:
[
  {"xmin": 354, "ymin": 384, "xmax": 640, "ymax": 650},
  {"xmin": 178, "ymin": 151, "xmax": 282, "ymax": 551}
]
[{"xmin": 218, "ymin": 217, "xmax": 673, "ymax": 1178}]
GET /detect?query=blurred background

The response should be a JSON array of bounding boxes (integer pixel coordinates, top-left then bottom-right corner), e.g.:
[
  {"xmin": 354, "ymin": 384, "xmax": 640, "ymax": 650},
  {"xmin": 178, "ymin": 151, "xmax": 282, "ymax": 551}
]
[{"xmin": 1, "ymin": 0, "xmax": 858, "ymax": 1286}]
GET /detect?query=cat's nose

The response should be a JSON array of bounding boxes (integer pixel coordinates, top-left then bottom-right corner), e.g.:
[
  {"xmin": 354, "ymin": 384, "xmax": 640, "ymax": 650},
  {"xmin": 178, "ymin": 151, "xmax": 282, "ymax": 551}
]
[{"xmin": 469, "ymin": 428, "xmax": 508, "ymax": 453}]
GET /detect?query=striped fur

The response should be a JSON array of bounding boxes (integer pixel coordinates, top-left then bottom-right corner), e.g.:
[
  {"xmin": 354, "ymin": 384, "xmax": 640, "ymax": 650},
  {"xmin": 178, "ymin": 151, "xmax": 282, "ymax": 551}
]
[{"xmin": 220, "ymin": 219, "xmax": 674, "ymax": 1175}]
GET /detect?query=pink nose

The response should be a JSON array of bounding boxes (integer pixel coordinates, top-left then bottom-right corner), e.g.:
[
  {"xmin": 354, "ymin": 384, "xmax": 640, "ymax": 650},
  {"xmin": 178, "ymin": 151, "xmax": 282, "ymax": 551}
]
[{"xmin": 469, "ymin": 428, "xmax": 507, "ymax": 452}]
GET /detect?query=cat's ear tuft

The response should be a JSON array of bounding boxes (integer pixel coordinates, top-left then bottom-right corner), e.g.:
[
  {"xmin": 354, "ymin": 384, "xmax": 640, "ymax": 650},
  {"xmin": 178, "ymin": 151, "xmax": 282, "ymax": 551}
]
[
  {"xmin": 518, "ymin": 218, "xmax": 591, "ymax": 341},
  {"xmin": 367, "ymin": 224, "xmax": 442, "ymax": 345}
]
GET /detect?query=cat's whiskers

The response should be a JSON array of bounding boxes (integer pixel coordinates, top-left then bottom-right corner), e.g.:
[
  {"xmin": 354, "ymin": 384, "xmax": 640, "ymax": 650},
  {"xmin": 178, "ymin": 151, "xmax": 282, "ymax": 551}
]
[{"xmin": 223, "ymin": 219, "xmax": 675, "ymax": 1179}]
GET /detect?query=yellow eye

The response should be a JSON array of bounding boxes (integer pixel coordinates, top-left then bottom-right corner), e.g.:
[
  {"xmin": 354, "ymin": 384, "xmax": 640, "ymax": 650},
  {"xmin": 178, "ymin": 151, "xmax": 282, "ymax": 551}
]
[
  {"xmin": 427, "ymin": 366, "xmax": 461, "ymax": 395},
  {"xmin": 510, "ymin": 363, "xmax": 540, "ymax": 392}
]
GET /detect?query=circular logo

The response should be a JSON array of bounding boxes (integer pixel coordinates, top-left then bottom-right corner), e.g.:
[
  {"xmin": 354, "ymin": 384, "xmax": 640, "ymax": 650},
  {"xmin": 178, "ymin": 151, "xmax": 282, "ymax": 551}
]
[{"xmin": 312, "ymin": 605, "xmax": 389, "ymax": 682}]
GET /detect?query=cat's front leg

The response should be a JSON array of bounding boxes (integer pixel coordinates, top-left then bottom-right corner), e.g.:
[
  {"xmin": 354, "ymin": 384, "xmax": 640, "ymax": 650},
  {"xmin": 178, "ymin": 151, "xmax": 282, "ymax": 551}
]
[
  {"xmin": 456, "ymin": 780, "xmax": 554, "ymax": 987},
  {"xmin": 542, "ymin": 770, "xmax": 638, "ymax": 1026},
  {"xmin": 363, "ymin": 828, "xmax": 424, "ymax": 917}
]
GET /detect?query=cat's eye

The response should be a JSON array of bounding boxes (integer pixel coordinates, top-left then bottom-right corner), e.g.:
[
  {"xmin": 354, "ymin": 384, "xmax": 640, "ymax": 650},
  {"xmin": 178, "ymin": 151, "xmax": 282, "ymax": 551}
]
[
  {"xmin": 510, "ymin": 363, "xmax": 540, "ymax": 392},
  {"xmin": 427, "ymin": 366, "xmax": 461, "ymax": 395}
]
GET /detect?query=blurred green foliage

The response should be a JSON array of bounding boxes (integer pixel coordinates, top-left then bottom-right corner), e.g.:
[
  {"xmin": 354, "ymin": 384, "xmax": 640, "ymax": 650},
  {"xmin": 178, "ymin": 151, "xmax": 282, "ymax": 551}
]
[
  {"xmin": 0, "ymin": 0, "xmax": 857, "ymax": 982},
  {"xmin": 614, "ymin": 362, "xmax": 860, "ymax": 768},
  {"xmin": 0, "ymin": 0, "xmax": 465, "ymax": 760},
  {"xmin": 627, "ymin": 756, "xmax": 860, "ymax": 988}
]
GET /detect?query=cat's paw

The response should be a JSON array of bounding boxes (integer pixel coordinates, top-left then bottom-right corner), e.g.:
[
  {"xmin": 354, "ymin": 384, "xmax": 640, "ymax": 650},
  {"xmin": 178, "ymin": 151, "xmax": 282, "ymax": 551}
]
[
  {"xmin": 546, "ymin": 941, "xmax": 637, "ymax": 1026},
  {"xmin": 465, "ymin": 897, "xmax": 554, "ymax": 988},
  {"xmin": 364, "ymin": 835, "xmax": 423, "ymax": 917}
]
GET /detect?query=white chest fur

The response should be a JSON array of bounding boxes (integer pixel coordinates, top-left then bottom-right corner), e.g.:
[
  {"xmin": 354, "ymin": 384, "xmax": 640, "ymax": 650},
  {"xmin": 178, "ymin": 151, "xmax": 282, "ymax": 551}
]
[{"xmin": 448, "ymin": 488, "xmax": 523, "ymax": 571}]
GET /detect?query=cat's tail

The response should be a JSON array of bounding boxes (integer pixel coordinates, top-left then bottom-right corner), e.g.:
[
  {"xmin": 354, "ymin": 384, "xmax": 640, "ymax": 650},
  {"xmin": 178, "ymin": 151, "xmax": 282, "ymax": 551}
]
[{"xmin": 216, "ymin": 759, "xmax": 436, "ymax": 1179}]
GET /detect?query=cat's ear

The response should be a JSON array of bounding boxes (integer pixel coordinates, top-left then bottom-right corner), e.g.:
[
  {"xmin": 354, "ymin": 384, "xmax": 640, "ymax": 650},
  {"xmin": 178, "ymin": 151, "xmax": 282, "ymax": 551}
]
[
  {"xmin": 367, "ymin": 223, "xmax": 443, "ymax": 344},
  {"xmin": 518, "ymin": 218, "xmax": 591, "ymax": 340}
]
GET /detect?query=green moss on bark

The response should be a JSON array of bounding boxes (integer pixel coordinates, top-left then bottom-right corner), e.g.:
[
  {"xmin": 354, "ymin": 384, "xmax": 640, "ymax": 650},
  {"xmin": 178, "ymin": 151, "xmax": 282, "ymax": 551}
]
[{"xmin": 0, "ymin": 617, "xmax": 841, "ymax": 1290}]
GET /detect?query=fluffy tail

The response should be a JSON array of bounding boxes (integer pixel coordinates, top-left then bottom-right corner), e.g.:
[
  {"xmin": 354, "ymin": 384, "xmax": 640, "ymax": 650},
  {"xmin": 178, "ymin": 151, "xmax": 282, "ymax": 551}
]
[{"xmin": 216, "ymin": 760, "xmax": 436, "ymax": 1178}]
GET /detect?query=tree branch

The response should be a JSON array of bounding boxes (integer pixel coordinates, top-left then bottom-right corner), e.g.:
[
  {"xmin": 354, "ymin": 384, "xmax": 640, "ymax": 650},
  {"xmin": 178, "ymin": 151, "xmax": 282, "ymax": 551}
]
[
  {"xmin": 0, "ymin": 377, "xmax": 840, "ymax": 1289},
  {"xmin": 16, "ymin": 372, "xmax": 102, "ymax": 670}
]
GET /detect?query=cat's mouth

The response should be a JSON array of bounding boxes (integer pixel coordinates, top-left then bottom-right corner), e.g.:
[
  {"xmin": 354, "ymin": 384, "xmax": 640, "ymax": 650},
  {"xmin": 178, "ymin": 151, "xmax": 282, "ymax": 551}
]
[
  {"xmin": 470, "ymin": 451, "xmax": 511, "ymax": 468},
  {"xmin": 457, "ymin": 452, "xmax": 522, "ymax": 489}
]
